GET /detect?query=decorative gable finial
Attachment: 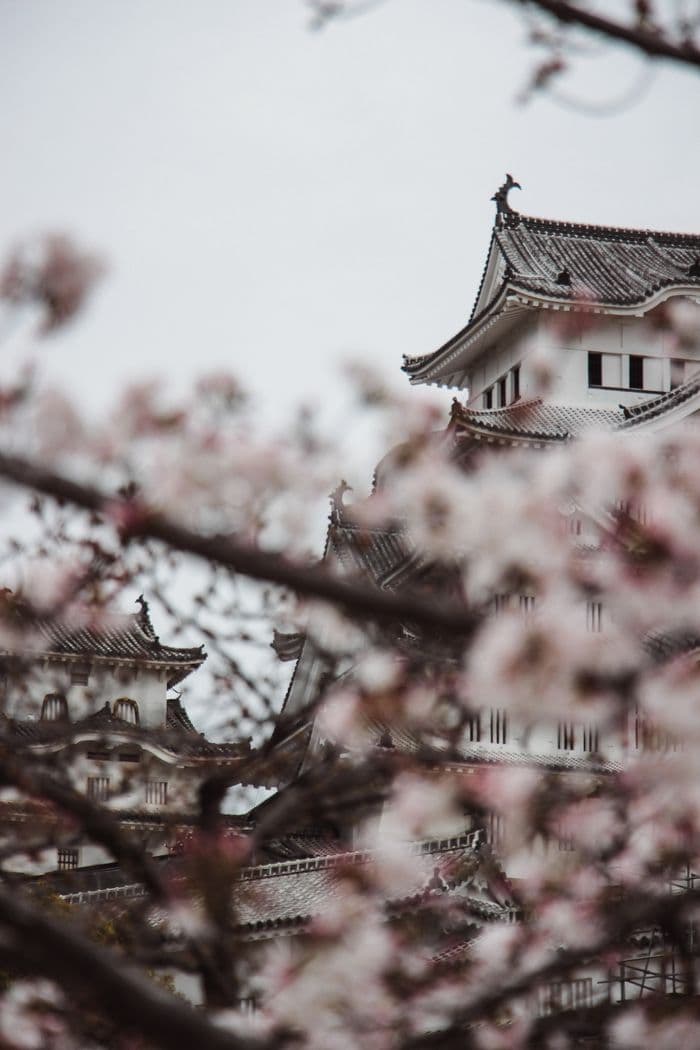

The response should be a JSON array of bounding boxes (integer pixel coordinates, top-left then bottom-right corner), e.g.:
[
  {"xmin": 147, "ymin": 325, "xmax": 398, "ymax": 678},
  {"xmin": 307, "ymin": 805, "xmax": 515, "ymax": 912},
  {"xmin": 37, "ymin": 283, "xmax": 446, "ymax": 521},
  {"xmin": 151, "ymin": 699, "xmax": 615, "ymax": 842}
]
[{"xmin": 491, "ymin": 174, "xmax": 521, "ymax": 226}]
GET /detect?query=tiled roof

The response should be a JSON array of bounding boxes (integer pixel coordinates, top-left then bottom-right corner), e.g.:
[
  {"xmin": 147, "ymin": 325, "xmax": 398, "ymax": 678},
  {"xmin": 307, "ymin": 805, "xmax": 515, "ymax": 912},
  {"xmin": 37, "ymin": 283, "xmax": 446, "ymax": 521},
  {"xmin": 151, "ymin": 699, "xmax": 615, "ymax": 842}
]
[
  {"xmin": 231, "ymin": 832, "xmax": 516, "ymax": 935},
  {"xmin": 494, "ymin": 212, "xmax": 700, "ymax": 309},
  {"xmin": 1, "ymin": 597, "xmax": 205, "ymax": 687},
  {"xmin": 642, "ymin": 628, "xmax": 700, "ymax": 664},
  {"xmin": 403, "ymin": 207, "xmax": 700, "ymax": 385},
  {"xmin": 449, "ymin": 372, "xmax": 700, "ymax": 445},
  {"xmin": 329, "ymin": 520, "xmax": 419, "ymax": 588},
  {"xmin": 450, "ymin": 397, "xmax": 623, "ymax": 444}
]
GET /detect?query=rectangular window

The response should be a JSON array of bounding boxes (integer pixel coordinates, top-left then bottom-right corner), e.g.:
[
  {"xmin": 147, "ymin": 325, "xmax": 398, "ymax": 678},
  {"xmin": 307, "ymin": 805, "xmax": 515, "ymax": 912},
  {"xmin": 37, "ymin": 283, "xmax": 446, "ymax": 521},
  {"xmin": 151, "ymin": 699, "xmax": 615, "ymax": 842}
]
[
  {"xmin": 57, "ymin": 847, "xmax": 79, "ymax": 871},
  {"xmin": 87, "ymin": 776, "xmax": 110, "ymax": 801},
  {"xmin": 557, "ymin": 723, "xmax": 575, "ymax": 750},
  {"xmin": 519, "ymin": 594, "xmax": 535, "ymax": 615},
  {"xmin": 498, "ymin": 376, "xmax": 507, "ymax": 407},
  {"xmin": 586, "ymin": 601, "xmax": 602, "ymax": 633},
  {"xmin": 582, "ymin": 726, "xmax": 599, "ymax": 752},
  {"xmin": 490, "ymin": 708, "xmax": 507, "ymax": 745},
  {"xmin": 119, "ymin": 751, "xmax": 140, "ymax": 763},
  {"xmin": 629, "ymin": 355, "xmax": 644, "ymax": 390},
  {"xmin": 511, "ymin": 364, "xmax": 520, "ymax": 403},
  {"xmin": 483, "ymin": 387, "xmax": 493, "ymax": 409},
  {"xmin": 588, "ymin": 352, "xmax": 602, "ymax": 387},
  {"xmin": 493, "ymin": 593, "xmax": 509, "ymax": 615},
  {"xmin": 145, "ymin": 781, "xmax": 168, "ymax": 805}
]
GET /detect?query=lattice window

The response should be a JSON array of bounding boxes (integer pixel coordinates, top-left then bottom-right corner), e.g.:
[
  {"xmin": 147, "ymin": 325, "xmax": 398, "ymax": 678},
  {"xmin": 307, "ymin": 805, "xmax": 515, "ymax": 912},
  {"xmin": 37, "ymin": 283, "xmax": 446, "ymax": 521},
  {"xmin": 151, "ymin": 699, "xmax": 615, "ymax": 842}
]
[
  {"xmin": 40, "ymin": 693, "xmax": 68, "ymax": 721},
  {"xmin": 87, "ymin": 776, "xmax": 110, "ymax": 801},
  {"xmin": 557, "ymin": 722, "xmax": 575, "ymax": 750},
  {"xmin": 586, "ymin": 600, "xmax": 603, "ymax": 633},
  {"xmin": 113, "ymin": 698, "xmax": 139, "ymax": 725},
  {"xmin": 489, "ymin": 708, "xmax": 507, "ymax": 745},
  {"xmin": 145, "ymin": 781, "xmax": 168, "ymax": 805},
  {"xmin": 57, "ymin": 847, "xmax": 79, "ymax": 871}
]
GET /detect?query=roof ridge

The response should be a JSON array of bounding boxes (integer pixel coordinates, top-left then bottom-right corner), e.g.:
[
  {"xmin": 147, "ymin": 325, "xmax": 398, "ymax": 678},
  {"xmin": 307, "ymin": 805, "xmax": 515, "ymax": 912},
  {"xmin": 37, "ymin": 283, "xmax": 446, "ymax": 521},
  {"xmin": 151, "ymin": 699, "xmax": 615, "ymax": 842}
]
[
  {"xmin": 237, "ymin": 830, "xmax": 481, "ymax": 882},
  {"xmin": 507, "ymin": 211, "xmax": 700, "ymax": 244}
]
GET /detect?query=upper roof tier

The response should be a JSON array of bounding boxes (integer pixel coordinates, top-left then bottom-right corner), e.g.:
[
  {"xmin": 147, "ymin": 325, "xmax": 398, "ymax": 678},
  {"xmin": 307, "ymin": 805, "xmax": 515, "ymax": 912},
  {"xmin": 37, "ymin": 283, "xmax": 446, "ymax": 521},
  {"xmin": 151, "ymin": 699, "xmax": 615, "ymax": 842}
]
[
  {"xmin": 0, "ymin": 594, "xmax": 205, "ymax": 686},
  {"xmin": 403, "ymin": 185, "xmax": 700, "ymax": 388}
]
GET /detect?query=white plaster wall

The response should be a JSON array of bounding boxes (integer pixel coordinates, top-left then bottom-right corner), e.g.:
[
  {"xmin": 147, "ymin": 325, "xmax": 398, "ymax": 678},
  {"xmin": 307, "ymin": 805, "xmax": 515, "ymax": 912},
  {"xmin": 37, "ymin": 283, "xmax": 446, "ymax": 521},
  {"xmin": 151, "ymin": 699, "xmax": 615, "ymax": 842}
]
[
  {"xmin": 468, "ymin": 300, "xmax": 700, "ymax": 410},
  {"xmin": 3, "ymin": 664, "xmax": 169, "ymax": 728}
]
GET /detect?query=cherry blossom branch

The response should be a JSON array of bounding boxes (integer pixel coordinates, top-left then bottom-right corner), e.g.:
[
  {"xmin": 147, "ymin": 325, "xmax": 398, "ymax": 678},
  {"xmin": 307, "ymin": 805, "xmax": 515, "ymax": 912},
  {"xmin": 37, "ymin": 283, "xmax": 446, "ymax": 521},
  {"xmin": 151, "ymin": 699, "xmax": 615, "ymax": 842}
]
[
  {"xmin": 515, "ymin": 0, "xmax": 700, "ymax": 70},
  {"xmin": 0, "ymin": 884, "xmax": 267, "ymax": 1050},
  {"xmin": 0, "ymin": 449, "xmax": 479, "ymax": 636}
]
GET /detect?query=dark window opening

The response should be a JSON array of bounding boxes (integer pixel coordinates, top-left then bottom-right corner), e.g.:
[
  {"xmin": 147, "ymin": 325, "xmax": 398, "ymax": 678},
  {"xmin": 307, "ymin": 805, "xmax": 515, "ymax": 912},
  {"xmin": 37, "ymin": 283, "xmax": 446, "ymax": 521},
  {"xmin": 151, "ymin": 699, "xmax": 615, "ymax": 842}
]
[
  {"xmin": 498, "ymin": 376, "xmax": 507, "ymax": 407},
  {"xmin": 511, "ymin": 364, "xmax": 520, "ymax": 403},
  {"xmin": 483, "ymin": 387, "xmax": 493, "ymax": 409},
  {"xmin": 587, "ymin": 352, "xmax": 602, "ymax": 387},
  {"xmin": 629, "ymin": 355, "xmax": 644, "ymax": 391}
]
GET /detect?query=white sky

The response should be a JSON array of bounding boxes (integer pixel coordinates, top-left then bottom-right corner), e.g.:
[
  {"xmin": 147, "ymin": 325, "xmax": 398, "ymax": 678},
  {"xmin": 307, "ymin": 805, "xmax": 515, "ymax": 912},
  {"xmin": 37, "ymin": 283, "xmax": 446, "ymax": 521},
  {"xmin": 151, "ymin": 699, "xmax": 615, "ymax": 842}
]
[
  {"xmin": 1, "ymin": 0, "xmax": 698, "ymax": 426},
  {"xmin": 0, "ymin": 0, "xmax": 698, "ymax": 744}
]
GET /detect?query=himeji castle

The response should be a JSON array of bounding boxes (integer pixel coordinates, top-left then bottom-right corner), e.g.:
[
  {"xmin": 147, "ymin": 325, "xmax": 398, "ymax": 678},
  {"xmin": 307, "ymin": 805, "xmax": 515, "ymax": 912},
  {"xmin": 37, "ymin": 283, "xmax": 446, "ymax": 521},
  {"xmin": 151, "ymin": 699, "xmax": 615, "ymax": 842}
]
[{"xmin": 15, "ymin": 180, "xmax": 700, "ymax": 1014}]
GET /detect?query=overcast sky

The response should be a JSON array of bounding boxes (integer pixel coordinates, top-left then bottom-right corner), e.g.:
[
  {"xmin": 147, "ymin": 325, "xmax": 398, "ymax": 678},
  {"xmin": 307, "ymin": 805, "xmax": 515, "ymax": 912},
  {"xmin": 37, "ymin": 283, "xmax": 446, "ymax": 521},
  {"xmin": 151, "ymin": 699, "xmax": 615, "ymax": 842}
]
[{"xmin": 1, "ymin": 0, "xmax": 698, "ymax": 428}]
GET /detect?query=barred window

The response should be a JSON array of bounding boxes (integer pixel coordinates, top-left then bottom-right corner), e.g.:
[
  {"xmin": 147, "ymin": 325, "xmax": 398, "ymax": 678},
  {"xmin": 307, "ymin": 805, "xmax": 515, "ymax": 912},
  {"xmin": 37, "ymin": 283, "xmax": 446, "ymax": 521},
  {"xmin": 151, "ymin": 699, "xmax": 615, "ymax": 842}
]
[
  {"xmin": 557, "ymin": 723, "xmax": 575, "ymax": 750},
  {"xmin": 519, "ymin": 594, "xmax": 535, "ymax": 615},
  {"xmin": 490, "ymin": 708, "xmax": 507, "ymax": 745},
  {"xmin": 113, "ymin": 698, "xmax": 139, "ymax": 724},
  {"xmin": 57, "ymin": 847, "xmax": 79, "ymax": 871},
  {"xmin": 488, "ymin": 812, "xmax": 504, "ymax": 848},
  {"xmin": 465, "ymin": 712, "xmax": 481, "ymax": 742},
  {"xmin": 87, "ymin": 776, "xmax": 110, "ymax": 801},
  {"xmin": 40, "ymin": 693, "xmax": 68, "ymax": 721},
  {"xmin": 145, "ymin": 781, "xmax": 168, "ymax": 805},
  {"xmin": 493, "ymin": 593, "xmax": 510, "ymax": 615},
  {"xmin": 586, "ymin": 601, "xmax": 602, "ymax": 633},
  {"xmin": 582, "ymin": 726, "xmax": 599, "ymax": 752},
  {"xmin": 539, "ymin": 977, "xmax": 592, "ymax": 1016}
]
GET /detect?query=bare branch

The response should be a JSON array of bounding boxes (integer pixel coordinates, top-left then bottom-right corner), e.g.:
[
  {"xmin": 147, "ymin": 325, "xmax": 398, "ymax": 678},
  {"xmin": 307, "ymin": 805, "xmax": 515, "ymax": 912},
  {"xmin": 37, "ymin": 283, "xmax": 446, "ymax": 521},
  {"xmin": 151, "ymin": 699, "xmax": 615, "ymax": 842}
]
[
  {"xmin": 0, "ymin": 449, "xmax": 479, "ymax": 637},
  {"xmin": 515, "ymin": 0, "xmax": 700, "ymax": 70}
]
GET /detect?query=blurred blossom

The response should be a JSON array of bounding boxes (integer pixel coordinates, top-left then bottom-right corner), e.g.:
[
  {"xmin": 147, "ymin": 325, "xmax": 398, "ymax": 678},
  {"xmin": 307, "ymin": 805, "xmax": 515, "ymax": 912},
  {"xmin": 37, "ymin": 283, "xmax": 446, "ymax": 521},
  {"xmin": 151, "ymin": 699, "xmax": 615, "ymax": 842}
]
[{"xmin": 0, "ymin": 234, "xmax": 104, "ymax": 334}]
